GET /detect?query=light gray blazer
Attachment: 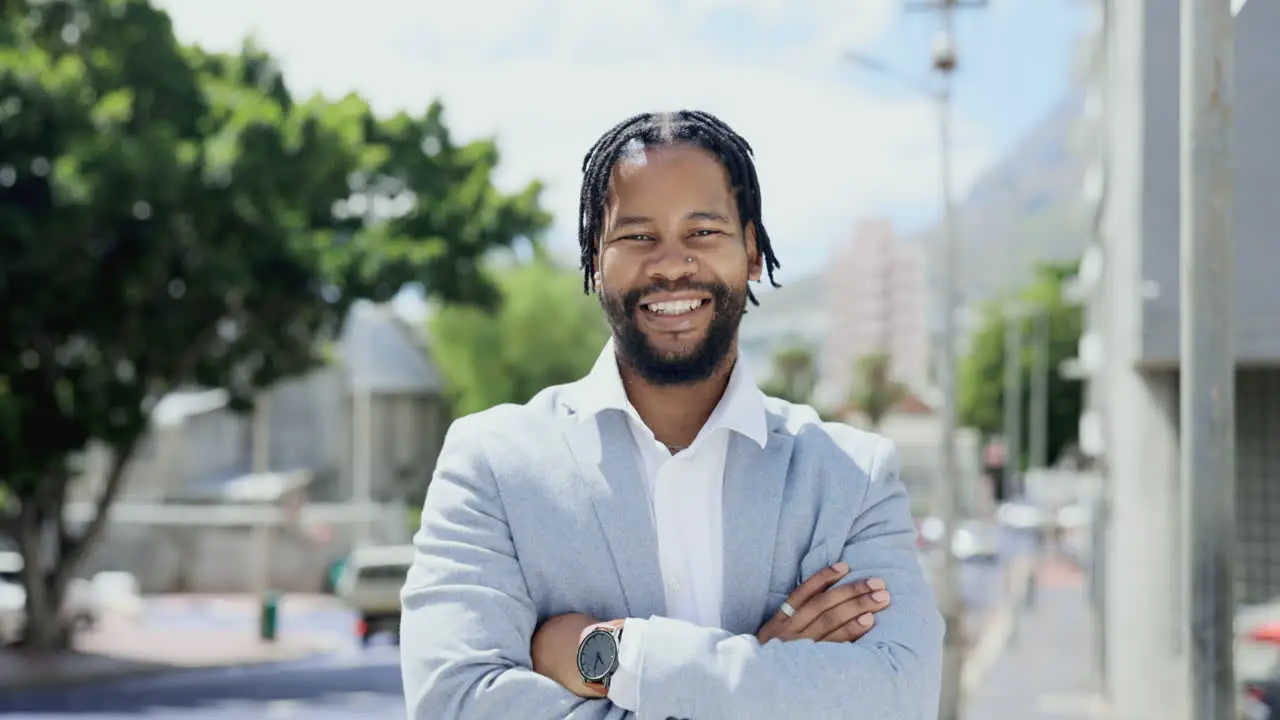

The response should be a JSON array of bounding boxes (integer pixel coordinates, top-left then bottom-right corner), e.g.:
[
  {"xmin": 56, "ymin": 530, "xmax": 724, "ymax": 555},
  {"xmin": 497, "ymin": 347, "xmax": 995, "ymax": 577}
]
[{"xmin": 400, "ymin": 378, "xmax": 944, "ymax": 720}]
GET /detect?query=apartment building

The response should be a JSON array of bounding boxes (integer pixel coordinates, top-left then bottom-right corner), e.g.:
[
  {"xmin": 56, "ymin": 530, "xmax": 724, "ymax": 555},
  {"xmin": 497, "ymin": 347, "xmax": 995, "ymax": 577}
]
[{"xmin": 817, "ymin": 218, "xmax": 930, "ymax": 408}]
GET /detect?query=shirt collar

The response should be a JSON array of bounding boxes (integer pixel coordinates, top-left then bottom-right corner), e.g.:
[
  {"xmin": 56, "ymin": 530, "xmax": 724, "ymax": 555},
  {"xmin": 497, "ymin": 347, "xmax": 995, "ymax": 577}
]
[{"xmin": 576, "ymin": 339, "xmax": 769, "ymax": 449}]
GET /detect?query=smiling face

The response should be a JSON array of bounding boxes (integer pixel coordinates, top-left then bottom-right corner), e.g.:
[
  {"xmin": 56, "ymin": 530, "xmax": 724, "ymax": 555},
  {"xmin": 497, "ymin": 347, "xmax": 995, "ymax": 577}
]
[{"xmin": 594, "ymin": 142, "xmax": 762, "ymax": 386}]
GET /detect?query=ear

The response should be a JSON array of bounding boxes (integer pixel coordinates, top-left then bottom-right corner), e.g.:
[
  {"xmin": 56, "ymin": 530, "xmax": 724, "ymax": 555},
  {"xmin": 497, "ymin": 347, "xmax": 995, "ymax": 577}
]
[
  {"xmin": 592, "ymin": 269, "xmax": 602, "ymax": 293},
  {"xmin": 744, "ymin": 221, "xmax": 762, "ymax": 282}
]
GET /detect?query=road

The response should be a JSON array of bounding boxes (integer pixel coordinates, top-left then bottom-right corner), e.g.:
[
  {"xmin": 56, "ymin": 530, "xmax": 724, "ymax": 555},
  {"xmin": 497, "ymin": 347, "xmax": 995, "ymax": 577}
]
[
  {"xmin": 0, "ymin": 648, "xmax": 405, "ymax": 718},
  {"xmin": 0, "ymin": 537, "xmax": 1023, "ymax": 718}
]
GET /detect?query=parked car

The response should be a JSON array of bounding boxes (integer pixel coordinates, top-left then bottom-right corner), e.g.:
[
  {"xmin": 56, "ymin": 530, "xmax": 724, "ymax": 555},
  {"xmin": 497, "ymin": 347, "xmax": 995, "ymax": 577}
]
[
  {"xmin": 913, "ymin": 517, "xmax": 1000, "ymax": 562},
  {"xmin": 335, "ymin": 544, "xmax": 415, "ymax": 646},
  {"xmin": 0, "ymin": 549, "xmax": 103, "ymax": 644},
  {"xmin": 951, "ymin": 520, "xmax": 1000, "ymax": 562},
  {"xmin": 0, "ymin": 580, "xmax": 23, "ymax": 646},
  {"xmin": 1238, "ymin": 600, "xmax": 1280, "ymax": 720}
]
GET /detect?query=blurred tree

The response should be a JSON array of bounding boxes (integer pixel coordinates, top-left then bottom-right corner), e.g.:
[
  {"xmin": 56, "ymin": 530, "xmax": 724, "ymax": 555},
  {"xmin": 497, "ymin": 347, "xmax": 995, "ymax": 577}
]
[
  {"xmin": 0, "ymin": 0, "xmax": 547, "ymax": 652},
  {"xmin": 759, "ymin": 345, "xmax": 817, "ymax": 405},
  {"xmin": 849, "ymin": 352, "xmax": 906, "ymax": 430},
  {"xmin": 959, "ymin": 261, "xmax": 1084, "ymax": 469},
  {"xmin": 428, "ymin": 258, "xmax": 609, "ymax": 418}
]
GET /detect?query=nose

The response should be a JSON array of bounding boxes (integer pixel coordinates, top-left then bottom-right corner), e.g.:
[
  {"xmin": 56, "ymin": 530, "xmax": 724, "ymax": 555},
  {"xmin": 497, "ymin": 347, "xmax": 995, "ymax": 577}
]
[{"xmin": 648, "ymin": 245, "xmax": 696, "ymax": 283}]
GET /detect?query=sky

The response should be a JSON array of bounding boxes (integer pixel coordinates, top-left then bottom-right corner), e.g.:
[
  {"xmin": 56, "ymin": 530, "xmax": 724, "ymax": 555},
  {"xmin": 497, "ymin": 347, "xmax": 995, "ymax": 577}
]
[{"xmin": 154, "ymin": 0, "xmax": 1088, "ymax": 281}]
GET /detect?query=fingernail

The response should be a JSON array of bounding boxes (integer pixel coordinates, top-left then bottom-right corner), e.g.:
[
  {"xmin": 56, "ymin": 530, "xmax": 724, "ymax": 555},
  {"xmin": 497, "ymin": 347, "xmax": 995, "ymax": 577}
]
[
  {"xmin": 857, "ymin": 613, "xmax": 875, "ymax": 627},
  {"xmin": 866, "ymin": 578, "xmax": 885, "ymax": 591},
  {"xmin": 832, "ymin": 562, "xmax": 849, "ymax": 574},
  {"xmin": 872, "ymin": 591, "xmax": 889, "ymax": 603}
]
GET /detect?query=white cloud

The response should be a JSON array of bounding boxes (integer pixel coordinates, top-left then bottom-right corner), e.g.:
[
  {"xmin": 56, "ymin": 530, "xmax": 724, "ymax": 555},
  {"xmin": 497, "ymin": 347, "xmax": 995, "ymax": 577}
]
[{"xmin": 155, "ymin": 0, "xmax": 993, "ymax": 274}]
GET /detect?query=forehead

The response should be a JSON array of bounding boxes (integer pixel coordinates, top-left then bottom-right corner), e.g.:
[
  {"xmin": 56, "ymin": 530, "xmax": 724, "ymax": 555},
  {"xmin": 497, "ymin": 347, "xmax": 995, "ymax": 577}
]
[{"xmin": 606, "ymin": 143, "xmax": 735, "ymax": 210}]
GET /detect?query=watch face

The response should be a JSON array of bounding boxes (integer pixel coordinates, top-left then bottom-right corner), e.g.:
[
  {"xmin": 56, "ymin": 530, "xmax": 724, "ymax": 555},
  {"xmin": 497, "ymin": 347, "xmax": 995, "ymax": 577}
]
[{"xmin": 577, "ymin": 630, "xmax": 618, "ymax": 682}]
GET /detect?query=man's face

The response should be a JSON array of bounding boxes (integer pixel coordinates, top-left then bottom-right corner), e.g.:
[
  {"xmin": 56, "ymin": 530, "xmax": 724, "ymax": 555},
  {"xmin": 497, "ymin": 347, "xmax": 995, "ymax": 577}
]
[{"xmin": 594, "ymin": 143, "xmax": 762, "ymax": 386}]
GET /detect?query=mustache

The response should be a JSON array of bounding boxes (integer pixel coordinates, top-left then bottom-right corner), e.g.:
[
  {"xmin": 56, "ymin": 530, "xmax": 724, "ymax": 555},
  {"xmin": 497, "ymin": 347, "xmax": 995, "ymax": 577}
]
[{"xmin": 620, "ymin": 280, "xmax": 730, "ymax": 314}]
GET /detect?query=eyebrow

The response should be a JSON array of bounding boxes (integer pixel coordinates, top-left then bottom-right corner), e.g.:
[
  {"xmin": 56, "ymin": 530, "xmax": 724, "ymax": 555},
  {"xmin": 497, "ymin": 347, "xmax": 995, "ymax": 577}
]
[{"xmin": 613, "ymin": 210, "xmax": 732, "ymax": 228}]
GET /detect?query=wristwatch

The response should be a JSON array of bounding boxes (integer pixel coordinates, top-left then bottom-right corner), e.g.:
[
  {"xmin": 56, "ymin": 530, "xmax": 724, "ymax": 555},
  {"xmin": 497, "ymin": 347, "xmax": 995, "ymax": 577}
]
[{"xmin": 577, "ymin": 620, "xmax": 625, "ymax": 693}]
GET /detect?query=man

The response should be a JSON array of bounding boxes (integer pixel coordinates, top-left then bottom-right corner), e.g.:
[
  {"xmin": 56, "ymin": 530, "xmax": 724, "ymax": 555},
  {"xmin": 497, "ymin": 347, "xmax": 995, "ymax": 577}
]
[{"xmin": 400, "ymin": 110, "xmax": 944, "ymax": 719}]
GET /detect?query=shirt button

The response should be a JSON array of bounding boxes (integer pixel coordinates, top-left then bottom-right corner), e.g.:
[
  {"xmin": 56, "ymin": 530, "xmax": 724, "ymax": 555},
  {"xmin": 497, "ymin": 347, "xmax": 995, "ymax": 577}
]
[{"xmin": 669, "ymin": 577, "xmax": 681, "ymax": 592}]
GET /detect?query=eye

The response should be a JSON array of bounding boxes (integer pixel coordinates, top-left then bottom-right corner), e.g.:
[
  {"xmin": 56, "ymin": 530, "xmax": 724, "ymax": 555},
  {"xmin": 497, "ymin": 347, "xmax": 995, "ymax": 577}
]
[
  {"xmin": 617, "ymin": 234, "xmax": 655, "ymax": 242},
  {"xmin": 691, "ymin": 229, "xmax": 723, "ymax": 238}
]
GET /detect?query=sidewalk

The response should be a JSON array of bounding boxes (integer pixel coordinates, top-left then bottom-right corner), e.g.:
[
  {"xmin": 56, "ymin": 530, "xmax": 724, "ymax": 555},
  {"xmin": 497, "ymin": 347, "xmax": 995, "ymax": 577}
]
[
  {"xmin": 964, "ymin": 555, "xmax": 1107, "ymax": 720},
  {"xmin": 0, "ymin": 606, "xmax": 337, "ymax": 692}
]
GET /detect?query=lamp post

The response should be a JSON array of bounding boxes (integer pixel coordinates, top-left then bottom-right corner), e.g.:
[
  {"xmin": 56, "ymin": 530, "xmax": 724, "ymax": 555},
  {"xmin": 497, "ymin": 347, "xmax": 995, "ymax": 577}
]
[
  {"xmin": 844, "ymin": 11, "xmax": 976, "ymax": 715},
  {"xmin": 1179, "ymin": 0, "xmax": 1236, "ymax": 716}
]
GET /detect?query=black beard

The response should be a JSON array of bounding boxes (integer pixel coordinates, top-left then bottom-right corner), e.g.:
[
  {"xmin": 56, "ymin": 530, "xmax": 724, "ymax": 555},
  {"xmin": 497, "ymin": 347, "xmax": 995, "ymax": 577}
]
[{"xmin": 600, "ymin": 279, "xmax": 747, "ymax": 386}]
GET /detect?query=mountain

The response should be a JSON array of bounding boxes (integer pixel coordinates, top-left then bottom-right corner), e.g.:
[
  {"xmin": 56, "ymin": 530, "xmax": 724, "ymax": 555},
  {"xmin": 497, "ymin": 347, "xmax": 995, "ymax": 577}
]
[
  {"xmin": 906, "ymin": 87, "xmax": 1089, "ymax": 305},
  {"xmin": 747, "ymin": 87, "xmax": 1088, "ymax": 333}
]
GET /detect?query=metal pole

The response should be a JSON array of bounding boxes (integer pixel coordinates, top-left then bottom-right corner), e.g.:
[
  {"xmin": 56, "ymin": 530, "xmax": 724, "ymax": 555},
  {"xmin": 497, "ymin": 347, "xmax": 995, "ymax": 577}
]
[
  {"xmin": 1029, "ymin": 310, "xmax": 1050, "ymax": 470},
  {"xmin": 844, "ymin": 6, "xmax": 984, "ymax": 717},
  {"xmin": 1002, "ymin": 309, "xmax": 1024, "ymax": 498},
  {"xmin": 353, "ymin": 389, "xmax": 375, "ymax": 547},
  {"xmin": 934, "ymin": 56, "xmax": 965, "ymax": 720},
  {"xmin": 1179, "ymin": 0, "xmax": 1236, "ymax": 717},
  {"xmin": 251, "ymin": 394, "xmax": 273, "ymax": 595}
]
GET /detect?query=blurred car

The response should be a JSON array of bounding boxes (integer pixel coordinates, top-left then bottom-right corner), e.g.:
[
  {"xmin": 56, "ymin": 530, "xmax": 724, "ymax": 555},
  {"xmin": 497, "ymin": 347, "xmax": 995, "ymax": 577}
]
[
  {"xmin": 0, "ymin": 548, "xmax": 21, "ymax": 585},
  {"xmin": 0, "ymin": 579, "xmax": 24, "ymax": 646},
  {"xmin": 916, "ymin": 516, "xmax": 946, "ymax": 549},
  {"xmin": 90, "ymin": 571, "xmax": 142, "ymax": 619},
  {"xmin": 911, "ymin": 515, "xmax": 998, "ymax": 561},
  {"xmin": 335, "ymin": 544, "xmax": 415, "ymax": 646},
  {"xmin": 1240, "ymin": 623, "xmax": 1280, "ymax": 719},
  {"xmin": 952, "ymin": 520, "xmax": 1000, "ymax": 562},
  {"xmin": 1239, "ymin": 600, "xmax": 1280, "ymax": 720},
  {"xmin": 1242, "ymin": 683, "xmax": 1276, "ymax": 720},
  {"xmin": 0, "ymin": 549, "xmax": 103, "ymax": 643},
  {"xmin": 913, "ymin": 517, "xmax": 999, "ymax": 562}
]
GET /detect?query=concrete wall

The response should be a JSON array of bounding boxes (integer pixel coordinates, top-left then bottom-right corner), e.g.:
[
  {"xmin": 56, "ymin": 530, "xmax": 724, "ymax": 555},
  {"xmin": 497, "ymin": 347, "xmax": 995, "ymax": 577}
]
[
  {"xmin": 78, "ymin": 505, "xmax": 413, "ymax": 594},
  {"xmin": 1090, "ymin": 1, "xmax": 1280, "ymax": 716},
  {"xmin": 73, "ymin": 365, "xmax": 448, "ymax": 507},
  {"xmin": 1137, "ymin": 0, "xmax": 1280, "ymax": 364}
]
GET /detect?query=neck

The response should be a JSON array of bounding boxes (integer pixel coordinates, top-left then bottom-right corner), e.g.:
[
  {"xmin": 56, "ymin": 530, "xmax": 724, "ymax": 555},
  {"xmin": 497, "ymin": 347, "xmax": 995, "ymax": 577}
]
[{"xmin": 617, "ymin": 347, "xmax": 737, "ymax": 450}]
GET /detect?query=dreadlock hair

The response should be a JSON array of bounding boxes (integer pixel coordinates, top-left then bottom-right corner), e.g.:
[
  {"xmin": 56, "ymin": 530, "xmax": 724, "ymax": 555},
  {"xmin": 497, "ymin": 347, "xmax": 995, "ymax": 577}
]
[{"xmin": 577, "ymin": 110, "xmax": 781, "ymax": 305}]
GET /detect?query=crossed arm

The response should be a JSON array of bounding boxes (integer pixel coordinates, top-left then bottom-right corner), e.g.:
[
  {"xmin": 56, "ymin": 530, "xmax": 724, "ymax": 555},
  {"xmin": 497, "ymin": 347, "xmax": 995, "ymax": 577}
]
[{"xmin": 399, "ymin": 418, "xmax": 944, "ymax": 720}]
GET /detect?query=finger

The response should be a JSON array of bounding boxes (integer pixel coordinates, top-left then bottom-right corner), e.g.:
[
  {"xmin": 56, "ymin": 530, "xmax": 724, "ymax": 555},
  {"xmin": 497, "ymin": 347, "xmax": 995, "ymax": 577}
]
[
  {"xmin": 820, "ymin": 611, "xmax": 877, "ymax": 642},
  {"xmin": 788, "ymin": 578, "xmax": 886, "ymax": 635},
  {"xmin": 779, "ymin": 563, "xmax": 850, "ymax": 620},
  {"xmin": 809, "ymin": 588, "xmax": 887, "ymax": 642},
  {"xmin": 798, "ymin": 587, "xmax": 890, "ymax": 641}
]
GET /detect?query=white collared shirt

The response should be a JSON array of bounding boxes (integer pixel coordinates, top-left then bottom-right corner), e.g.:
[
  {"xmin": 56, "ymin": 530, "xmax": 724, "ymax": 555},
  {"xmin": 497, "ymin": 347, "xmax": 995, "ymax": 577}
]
[{"xmin": 574, "ymin": 340, "xmax": 768, "ymax": 712}]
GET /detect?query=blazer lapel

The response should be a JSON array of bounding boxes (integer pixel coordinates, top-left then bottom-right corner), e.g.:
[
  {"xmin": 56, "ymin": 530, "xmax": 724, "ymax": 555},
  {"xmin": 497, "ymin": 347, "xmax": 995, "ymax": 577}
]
[
  {"xmin": 720, "ymin": 426, "xmax": 794, "ymax": 634},
  {"xmin": 560, "ymin": 407, "xmax": 667, "ymax": 620}
]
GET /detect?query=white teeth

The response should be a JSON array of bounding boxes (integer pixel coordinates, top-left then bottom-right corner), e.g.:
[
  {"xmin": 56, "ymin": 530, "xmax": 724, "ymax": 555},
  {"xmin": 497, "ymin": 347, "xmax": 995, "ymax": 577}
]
[{"xmin": 646, "ymin": 299, "xmax": 704, "ymax": 315}]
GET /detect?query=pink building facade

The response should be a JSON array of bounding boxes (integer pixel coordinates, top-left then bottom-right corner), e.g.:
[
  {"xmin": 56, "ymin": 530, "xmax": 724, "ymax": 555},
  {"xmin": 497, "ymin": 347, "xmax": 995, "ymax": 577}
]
[{"xmin": 817, "ymin": 218, "xmax": 931, "ymax": 408}]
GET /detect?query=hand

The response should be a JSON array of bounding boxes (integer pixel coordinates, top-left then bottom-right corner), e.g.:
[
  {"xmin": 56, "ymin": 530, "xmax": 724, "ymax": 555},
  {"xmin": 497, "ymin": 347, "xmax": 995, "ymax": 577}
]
[
  {"xmin": 757, "ymin": 562, "xmax": 891, "ymax": 644},
  {"xmin": 531, "ymin": 613, "xmax": 605, "ymax": 698}
]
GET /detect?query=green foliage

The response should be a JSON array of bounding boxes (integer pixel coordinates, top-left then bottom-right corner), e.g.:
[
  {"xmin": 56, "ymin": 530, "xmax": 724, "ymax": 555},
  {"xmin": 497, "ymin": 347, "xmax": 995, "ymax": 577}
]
[
  {"xmin": 759, "ymin": 345, "xmax": 817, "ymax": 405},
  {"xmin": 428, "ymin": 259, "xmax": 609, "ymax": 418},
  {"xmin": 0, "ymin": 0, "xmax": 547, "ymax": 650},
  {"xmin": 959, "ymin": 261, "xmax": 1084, "ymax": 468},
  {"xmin": 850, "ymin": 352, "xmax": 906, "ymax": 430}
]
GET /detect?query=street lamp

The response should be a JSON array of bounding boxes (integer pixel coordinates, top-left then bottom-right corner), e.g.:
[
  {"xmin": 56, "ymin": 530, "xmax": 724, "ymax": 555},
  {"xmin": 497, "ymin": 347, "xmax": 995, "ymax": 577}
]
[{"xmin": 845, "ymin": 23, "xmax": 967, "ymax": 719}]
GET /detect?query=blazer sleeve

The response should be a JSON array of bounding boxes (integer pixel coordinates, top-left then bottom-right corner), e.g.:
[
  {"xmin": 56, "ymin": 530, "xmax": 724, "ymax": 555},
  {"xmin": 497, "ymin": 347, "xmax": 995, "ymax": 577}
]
[
  {"xmin": 399, "ymin": 414, "xmax": 633, "ymax": 720},
  {"xmin": 629, "ymin": 436, "xmax": 945, "ymax": 720}
]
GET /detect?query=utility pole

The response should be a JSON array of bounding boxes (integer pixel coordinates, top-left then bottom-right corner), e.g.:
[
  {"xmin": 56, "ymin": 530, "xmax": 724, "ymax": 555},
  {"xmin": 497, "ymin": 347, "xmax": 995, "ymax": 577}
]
[
  {"xmin": 1179, "ymin": 0, "xmax": 1236, "ymax": 718},
  {"xmin": 1028, "ymin": 310, "xmax": 1050, "ymax": 470},
  {"xmin": 251, "ymin": 393, "xmax": 272, "ymax": 595},
  {"xmin": 1002, "ymin": 307, "xmax": 1024, "ymax": 497},
  {"xmin": 903, "ymin": 2, "xmax": 984, "ymax": 718}
]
